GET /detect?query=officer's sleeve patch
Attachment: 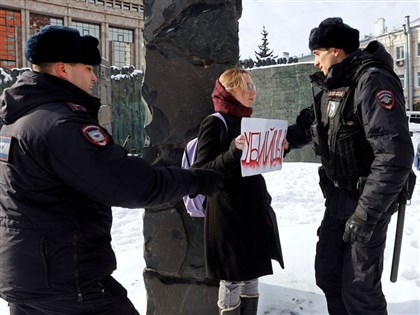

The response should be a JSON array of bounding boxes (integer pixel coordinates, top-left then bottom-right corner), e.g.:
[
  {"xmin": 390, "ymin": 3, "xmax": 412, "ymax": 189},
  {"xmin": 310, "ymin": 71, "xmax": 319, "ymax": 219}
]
[
  {"xmin": 81, "ymin": 125, "xmax": 109, "ymax": 146},
  {"xmin": 0, "ymin": 136, "xmax": 11, "ymax": 162},
  {"xmin": 375, "ymin": 90, "xmax": 395, "ymax": 110},
  {"xmin": 66, "ymin": 102, "xmax": 87, "ymax": 112}
]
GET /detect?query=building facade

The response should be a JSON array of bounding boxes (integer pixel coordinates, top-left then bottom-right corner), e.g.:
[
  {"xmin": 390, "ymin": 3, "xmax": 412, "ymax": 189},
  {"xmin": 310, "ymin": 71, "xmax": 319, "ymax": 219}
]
[
  {"xmin": 0, "ymin": 0, "xmax": 144, "ymax": 69},
  {"xmin": 360, "ymin": 16, "xmax": 420, "ymax": 111}
]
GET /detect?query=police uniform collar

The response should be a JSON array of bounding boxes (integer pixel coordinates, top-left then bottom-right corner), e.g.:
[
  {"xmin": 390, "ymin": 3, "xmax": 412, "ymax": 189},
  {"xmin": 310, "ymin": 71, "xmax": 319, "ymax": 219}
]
[{"xmin": 322, "ymin": 49, "xmax": 361, "ymax": 89}]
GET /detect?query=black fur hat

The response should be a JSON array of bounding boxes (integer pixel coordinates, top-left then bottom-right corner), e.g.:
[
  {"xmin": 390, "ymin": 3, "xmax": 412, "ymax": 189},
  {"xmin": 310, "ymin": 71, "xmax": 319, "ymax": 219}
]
[
  {"xmin": 25, "ymin": 25, "xmax": 101, "ymax": 66},
  {"xmin": 308, "ymin": 17, "xmax": 359, "ymax": 53}
]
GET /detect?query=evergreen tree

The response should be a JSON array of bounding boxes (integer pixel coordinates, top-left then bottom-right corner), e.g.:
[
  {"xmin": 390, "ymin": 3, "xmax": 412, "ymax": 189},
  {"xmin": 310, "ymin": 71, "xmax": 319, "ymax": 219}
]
[{"xmin": 254, "ymin": 26, "xmax": 278, "ymax": 61}]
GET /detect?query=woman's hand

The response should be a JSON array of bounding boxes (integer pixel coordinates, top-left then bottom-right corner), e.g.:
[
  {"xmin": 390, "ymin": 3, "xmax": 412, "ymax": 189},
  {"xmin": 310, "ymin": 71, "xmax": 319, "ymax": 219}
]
[{"xmin": 234, "ymin": 134, "xmax": 246, "ymax": 150}]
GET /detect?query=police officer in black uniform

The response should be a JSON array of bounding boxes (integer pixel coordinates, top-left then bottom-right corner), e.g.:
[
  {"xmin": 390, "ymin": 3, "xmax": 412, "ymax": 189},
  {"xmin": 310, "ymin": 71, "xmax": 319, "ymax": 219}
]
[
  {"xmin": 0, "ymin": 25, "xmax": 223, "ymax": 315},
  {"xmin": 286, "ymin": 18, "xmax": 414, "ymax": 315}
]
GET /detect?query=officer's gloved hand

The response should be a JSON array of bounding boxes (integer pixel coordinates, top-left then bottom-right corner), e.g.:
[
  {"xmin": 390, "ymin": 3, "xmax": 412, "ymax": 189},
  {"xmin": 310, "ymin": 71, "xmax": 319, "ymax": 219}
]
[
  {"xmin": 190, "ymin": 169, "xmax": 224, "ymax": 197},
  {"xmin": 343, "ymin": 212, "xmax": 375, "ymax": 244}
]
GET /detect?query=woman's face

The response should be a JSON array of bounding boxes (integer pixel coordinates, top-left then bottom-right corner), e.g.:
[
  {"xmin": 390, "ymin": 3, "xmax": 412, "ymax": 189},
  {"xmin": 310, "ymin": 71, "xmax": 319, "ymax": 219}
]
[{"xmin": 230, "ymin": 73, "xmax": 256, "ymax": 108}]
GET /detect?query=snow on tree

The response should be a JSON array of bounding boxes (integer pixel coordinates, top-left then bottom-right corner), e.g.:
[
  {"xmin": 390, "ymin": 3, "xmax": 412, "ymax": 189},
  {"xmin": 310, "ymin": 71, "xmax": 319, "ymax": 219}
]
[
  {"xmin": 240, "ymin": 25, "xmax": 298, "ymax": 68},
  {"xmin": 255, "ymin": 26, "xmax": 278, "ymax": 62}
]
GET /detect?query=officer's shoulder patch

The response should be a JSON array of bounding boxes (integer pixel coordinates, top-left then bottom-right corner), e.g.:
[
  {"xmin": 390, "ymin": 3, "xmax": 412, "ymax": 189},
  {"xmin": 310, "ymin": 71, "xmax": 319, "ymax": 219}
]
[
  {"xmin": 366, "ymin": 67, "xmax": 379, "ymax": 74},
  {"xmin": 67, "ymin": 102, "xmax": 87, "ymax": 112},
  {"xmin": 375, "ymin": 90, "xmax": 395, "ymax": 110},
  {"xmin": 81, "ymin": 125, "xmax": 109, "ymax": 146},
  {"xmin": 0, "ymin": 136, "xmax": 12, "ymax": 162}
]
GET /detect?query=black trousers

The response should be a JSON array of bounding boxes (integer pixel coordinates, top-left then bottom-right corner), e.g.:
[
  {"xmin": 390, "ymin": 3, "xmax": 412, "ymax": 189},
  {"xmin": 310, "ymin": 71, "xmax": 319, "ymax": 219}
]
[
  {"xmin": 8, "ymin": 276, "xmax": 140, "ymax": 315},
  {"xmin": 315, "ymin": 210, "xmax": 391, "ymax": 315}
]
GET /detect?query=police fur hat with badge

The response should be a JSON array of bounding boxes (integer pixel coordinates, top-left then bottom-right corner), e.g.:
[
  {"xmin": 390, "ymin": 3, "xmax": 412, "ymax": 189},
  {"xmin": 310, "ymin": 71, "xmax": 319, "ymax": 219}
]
[
  {"xmin": 25, "ymin": 25, "xmax": 101, "ymax": 66},
  {"xmin": 309, "ymin": 17, "xmax": 359, "ymax": 53}
]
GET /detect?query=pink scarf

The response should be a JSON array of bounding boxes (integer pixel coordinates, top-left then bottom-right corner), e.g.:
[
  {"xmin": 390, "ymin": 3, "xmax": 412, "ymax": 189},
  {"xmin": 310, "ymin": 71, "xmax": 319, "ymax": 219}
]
[{"xmin": 211, "ymin": 79, "xmax": 253, "ymax": 118}]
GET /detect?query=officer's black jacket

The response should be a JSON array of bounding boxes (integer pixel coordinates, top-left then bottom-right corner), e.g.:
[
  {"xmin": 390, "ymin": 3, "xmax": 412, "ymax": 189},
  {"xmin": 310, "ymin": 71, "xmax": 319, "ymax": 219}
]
[
  {"xmin": 0, "ymin": 71, "xmax": 200, "ymax": 302},
  {"xmin": 287, "ymin": 41, "xmax": 414, "ymax": 223}
]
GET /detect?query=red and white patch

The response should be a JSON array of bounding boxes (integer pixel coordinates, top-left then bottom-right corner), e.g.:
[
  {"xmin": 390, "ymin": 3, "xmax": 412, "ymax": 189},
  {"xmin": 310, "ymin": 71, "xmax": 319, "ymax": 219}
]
[
  {"xmin": 375, "ymin": 90, "xmax": 395, "ymax": 110},
  {"xmin": 81, "ymin": 125, "xmax": 109, "ymax": 146},
  {"xmin": 67, "ymin": 102, "xmax": 87, "ymax": 112}
]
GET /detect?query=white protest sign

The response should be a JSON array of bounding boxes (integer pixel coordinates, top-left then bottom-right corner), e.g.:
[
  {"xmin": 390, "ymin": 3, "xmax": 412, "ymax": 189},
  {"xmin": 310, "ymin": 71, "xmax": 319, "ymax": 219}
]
[{"xmin": 240, "ymin": 118, "xmax": 288, "ymax": 177}]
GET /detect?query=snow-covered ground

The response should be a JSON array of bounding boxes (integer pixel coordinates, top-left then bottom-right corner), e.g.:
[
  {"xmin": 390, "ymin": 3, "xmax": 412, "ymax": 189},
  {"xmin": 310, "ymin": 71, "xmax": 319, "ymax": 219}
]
[{"xmin": 1, "ymin": 126, "xmax": 419, "ymax": 315}]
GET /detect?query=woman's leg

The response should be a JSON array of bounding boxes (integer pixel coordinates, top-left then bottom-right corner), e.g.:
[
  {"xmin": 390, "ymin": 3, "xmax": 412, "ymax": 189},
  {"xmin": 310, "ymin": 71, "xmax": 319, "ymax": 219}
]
[
  {"xmin": 218, "ymin": 280, "xmax": 241, "ymax": 311},
  {"xmin": 240, "ymin": 279, "xmax": 259, "ymax": 315}
]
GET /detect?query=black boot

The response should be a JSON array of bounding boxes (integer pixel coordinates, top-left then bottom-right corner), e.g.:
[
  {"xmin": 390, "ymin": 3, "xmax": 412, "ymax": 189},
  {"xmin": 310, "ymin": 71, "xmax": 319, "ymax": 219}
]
[
  {"xmin": 219, "ymin": 303, "xmax": 241, "ymax": 315},
  {"xmin": 240, "ymin": 295, "xmax": 259, "ymax": 315}
]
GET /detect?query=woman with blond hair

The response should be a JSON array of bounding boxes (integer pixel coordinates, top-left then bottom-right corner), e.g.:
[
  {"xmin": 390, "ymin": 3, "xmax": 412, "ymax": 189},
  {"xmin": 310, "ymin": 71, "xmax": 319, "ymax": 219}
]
[{"xmin": 193, "ymin": 68, "xmax": 284, "ymax": 315}]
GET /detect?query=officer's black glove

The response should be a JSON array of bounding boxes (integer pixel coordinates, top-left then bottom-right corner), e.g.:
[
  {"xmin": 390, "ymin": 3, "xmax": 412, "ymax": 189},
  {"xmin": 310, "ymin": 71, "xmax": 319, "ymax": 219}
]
[
  {"xmin": 343, "ymin": 212, "xmax": 375, "ymax": 244},
  {"xmin": 190, "ymin": 169, "xmax": 224, "ymax": 197}
]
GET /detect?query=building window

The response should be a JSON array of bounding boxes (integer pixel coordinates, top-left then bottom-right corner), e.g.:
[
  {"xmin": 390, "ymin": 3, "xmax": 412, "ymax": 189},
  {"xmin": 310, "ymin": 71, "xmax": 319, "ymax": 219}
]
[
  {"xmin": 71, "ymin": 21, "xmax": 100, "ymax": 39},
  {"xmin": 109, "ymin": 27, "xmax": 133, "ymax": 66},
  {"xmin": 29, "ymin": 14, "xmax": 63, "ymax": 35},
  {"xmin": 398, "ymin": 74, "xmax": 405, "ymax": 89},
  {"xmin": 417, "ymin": 72, "xmax": 420, "ymax": 87},
  {"xmin": 396, "ymin": 46, "xmax": 405, "ymax": 60},
  {"xmin": 0, "ymin": 9, "xmax": 21, "ymax": 69},
  {"xmin": 417, "ymin": 43, "xmax": 420, "ymax": 57}
]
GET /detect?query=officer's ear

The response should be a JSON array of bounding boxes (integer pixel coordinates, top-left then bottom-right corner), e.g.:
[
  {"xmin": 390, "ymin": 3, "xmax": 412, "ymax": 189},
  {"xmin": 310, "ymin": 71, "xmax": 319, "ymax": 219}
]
[
  {"xmin": 332, "ymin": 48, "xmax": 347, "ymax": 58},
  {"xmin": 331, "ymin": 48, "xmax": 348, "ymax": 62},
  {"xmin": 54, "ymin": 62, "xmax": 71, "ymax": 80}
]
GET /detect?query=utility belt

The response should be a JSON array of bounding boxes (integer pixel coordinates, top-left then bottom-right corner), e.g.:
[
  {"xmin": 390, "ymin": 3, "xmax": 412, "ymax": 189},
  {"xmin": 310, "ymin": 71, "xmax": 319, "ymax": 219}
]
[
  {"xmin": 318, "ymin": 167, "xmax": 416, "ymax": 216},
  {"xmin": 318, "ymin": 166, "xmax": 397, "ymax": 216},
  {"xmin": 318, "ymin": 166, "xmax": 366, "ymax": 196}
]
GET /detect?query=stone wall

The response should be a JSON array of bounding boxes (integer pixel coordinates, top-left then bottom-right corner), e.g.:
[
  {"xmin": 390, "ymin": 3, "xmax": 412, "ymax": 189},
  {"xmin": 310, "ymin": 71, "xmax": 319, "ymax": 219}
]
[{"xmin": 250, "ymin": 63, "xmax": 320, "ymax": 163}]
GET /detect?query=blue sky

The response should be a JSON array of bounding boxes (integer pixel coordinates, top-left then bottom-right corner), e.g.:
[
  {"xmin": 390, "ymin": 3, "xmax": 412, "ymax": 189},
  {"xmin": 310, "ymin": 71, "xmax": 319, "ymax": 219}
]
[{"xmin": 239, "ymin": 0, "xmax": 420, "ymax": 59}]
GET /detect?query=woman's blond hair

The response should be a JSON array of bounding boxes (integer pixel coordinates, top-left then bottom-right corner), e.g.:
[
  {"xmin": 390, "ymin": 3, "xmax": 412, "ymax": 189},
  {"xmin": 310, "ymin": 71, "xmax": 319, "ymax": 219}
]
[{"xmin": 219, "ymin": 67, "xmax": 250, "ymax": 92}]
